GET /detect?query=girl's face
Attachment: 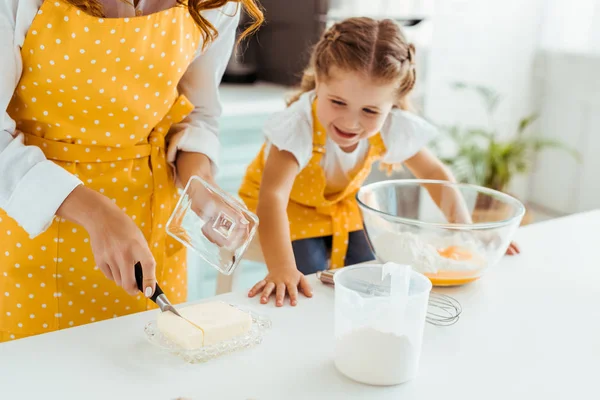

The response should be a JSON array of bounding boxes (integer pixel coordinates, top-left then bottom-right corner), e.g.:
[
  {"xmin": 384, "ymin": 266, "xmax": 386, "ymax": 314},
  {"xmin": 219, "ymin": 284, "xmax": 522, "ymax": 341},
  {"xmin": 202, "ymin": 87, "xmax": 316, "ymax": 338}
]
[{"xmin": 315, "ymin": 68, "xmax": 397, "ymax": 151}]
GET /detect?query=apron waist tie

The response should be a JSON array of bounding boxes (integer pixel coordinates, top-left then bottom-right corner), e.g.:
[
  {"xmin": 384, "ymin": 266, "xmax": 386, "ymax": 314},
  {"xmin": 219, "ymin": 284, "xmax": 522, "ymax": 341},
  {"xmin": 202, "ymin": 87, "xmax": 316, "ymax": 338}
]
[
  {"xmin": 23, "ymin": 134, "xmax": 152, "ymax": 163},
  {"xmin": 316, "ymin": 197, "xmax": 357, "ymax": 269}
]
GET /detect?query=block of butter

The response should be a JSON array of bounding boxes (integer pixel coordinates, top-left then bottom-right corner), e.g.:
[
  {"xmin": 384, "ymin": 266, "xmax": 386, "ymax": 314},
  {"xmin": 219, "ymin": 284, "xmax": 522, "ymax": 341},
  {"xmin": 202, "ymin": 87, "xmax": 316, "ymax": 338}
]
[{"xmin": 157, "ymin": 301, "xmax": 252, "ymax": 350}]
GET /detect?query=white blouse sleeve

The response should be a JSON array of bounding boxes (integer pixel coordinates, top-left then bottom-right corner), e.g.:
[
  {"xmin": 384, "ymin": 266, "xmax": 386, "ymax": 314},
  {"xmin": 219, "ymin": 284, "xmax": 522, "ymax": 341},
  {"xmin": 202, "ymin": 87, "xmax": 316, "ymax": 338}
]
[
  {"xmin": 263, "ymin": 95, "xmax": 314, "ymax": 170},
  {"xmin": 0, "ymin": 0, "xmax": 82, "ymax": 238},
  {"xmin": 166, "ymin": 2, "xmax": 241, "ymax": 172},
  {"xmin": 380, "ymin": 108, "xmax": 439, "ymax": 164}
]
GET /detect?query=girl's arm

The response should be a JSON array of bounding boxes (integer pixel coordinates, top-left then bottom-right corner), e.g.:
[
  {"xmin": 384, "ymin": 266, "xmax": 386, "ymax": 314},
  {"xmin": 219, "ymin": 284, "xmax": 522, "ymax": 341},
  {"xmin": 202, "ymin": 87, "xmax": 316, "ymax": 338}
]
[
  {"xmin": 247, "ymin": 146, "xmax": 313, "ymax": 307},
  {"xmin": 257, "ymin": 147, "xmax": 298, "ymax": 272},
  {"xmin": 404, "ymin": 148, "xmax": 520, "ymax": 255},
  {"xmin": 403, "ymin": 148, "xmax": 473, "ymax": 224}
]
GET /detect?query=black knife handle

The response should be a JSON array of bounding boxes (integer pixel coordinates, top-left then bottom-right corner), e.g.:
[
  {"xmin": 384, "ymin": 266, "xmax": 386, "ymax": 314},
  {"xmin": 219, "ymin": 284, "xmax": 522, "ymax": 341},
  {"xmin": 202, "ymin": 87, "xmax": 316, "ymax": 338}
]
[{"xmin": 134, "ymin": 262, "xmax": 163, "ymax": 303}]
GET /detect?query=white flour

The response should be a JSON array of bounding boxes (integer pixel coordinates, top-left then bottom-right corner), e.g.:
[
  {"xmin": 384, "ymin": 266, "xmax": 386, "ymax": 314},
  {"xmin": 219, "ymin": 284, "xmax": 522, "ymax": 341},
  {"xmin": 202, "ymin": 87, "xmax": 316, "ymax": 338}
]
[
  {"xmin": 335, "ymin": 328, "xmax": 418, "ymax": 385},
  {"xmin": 371, "ymin": 231, "xmax": 486, "ymax": 274}
]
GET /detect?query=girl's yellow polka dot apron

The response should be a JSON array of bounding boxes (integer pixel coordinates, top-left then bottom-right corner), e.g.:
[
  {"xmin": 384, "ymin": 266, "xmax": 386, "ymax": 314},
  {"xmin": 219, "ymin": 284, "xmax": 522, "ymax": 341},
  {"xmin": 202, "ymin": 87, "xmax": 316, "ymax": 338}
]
[
  {"xmin": 239, "ymin": 100, "xmax": 387, "ymax": 271},
  {"xmin": 0, "ymin": 0, "xmax": 202, "ymax": 342}
]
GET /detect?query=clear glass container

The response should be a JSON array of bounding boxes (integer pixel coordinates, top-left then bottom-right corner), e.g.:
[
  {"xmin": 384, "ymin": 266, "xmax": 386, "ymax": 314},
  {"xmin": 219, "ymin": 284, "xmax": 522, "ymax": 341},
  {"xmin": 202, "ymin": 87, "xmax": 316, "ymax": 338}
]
[
  {"xmin": 166, "ymin": 176, "xmax": 259, "ymax": 275},
  {"xmin": 334, "ymin": 264, "xmax": 432, "ymax": 386},
  {"xmin": 356, "ymin": 179, "xmax": 525, "ymax": 286}
]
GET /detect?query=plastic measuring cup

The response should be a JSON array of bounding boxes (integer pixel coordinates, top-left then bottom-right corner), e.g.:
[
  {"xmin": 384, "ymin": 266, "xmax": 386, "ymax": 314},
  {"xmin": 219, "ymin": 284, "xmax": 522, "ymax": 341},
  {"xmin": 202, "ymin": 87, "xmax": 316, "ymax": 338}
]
[{"xmin": 333, "ymin": 263, "xmax": 432, "ymax": 385}]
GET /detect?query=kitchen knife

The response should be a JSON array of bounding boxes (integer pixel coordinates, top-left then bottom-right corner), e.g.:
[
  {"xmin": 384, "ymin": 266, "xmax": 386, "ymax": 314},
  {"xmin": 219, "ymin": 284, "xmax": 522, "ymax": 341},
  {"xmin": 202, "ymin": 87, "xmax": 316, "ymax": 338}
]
[{"xmin": 134, "ymin": 262, "xmax": 182, "ymax": 318}]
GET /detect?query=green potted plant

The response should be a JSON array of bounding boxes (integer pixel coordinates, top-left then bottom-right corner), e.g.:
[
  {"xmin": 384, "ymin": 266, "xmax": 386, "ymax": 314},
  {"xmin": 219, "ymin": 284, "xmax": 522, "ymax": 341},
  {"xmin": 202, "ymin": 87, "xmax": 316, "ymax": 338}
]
[{"xmin": 429, "ymin": 82, "xmax": 580, "ymax": 224}]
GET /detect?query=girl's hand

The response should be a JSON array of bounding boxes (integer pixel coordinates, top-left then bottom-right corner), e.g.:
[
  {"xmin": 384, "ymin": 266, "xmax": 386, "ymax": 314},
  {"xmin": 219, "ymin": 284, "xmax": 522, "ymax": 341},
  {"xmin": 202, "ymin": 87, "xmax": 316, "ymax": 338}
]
[
  {"xmin": 248, "ymin": 268, "xmax": 313, "ymax": 307},
  {"xmin": 249, "ymin": 146, "xmax": 305, "ymax": 307},
  {"xmin": 506, "ymin": 241, "xmax": 520, "ymax": 255},
  {"xmin": 57, "ymin": 186, "xmax": 157, "ymax": 297}
]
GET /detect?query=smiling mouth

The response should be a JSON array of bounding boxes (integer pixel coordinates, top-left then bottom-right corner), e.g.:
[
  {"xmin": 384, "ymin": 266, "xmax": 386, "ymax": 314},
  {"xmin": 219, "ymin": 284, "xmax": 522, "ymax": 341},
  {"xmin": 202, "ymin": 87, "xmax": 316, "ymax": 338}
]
[{"xmin": 333, "ymin": 125, "xmax": 359, "ymax": 139}]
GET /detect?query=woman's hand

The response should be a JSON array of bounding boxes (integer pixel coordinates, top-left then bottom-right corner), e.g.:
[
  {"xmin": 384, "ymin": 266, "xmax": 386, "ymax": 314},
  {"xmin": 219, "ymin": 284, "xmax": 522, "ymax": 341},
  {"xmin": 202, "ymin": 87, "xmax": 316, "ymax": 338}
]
[
  {"xmin": 248, "ymin": 267, "xmax": 313, "ymax": 307},
  {"xmin": 57, "ymin": 185, "xmax": 156, "ymax": 297}
]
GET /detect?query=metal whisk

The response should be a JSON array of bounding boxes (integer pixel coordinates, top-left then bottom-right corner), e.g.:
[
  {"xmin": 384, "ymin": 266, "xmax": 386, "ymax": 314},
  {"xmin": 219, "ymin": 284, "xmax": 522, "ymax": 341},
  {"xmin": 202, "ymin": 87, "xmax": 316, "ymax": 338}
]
[
  {"xmin": 427, "ymin": 292, "xmax": 462, "ymax": 326},
  {"xmin": 317, "ymin": 270, "xmax": 462, "ymax": 327}
]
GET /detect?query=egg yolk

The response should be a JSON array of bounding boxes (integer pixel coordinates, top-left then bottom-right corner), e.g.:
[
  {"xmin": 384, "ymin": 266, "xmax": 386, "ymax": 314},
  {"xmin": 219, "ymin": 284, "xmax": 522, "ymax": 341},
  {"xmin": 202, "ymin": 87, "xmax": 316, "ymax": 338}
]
[{"xmin": 425, "ymin": 246, "xmax": 481, "ymax": 286}]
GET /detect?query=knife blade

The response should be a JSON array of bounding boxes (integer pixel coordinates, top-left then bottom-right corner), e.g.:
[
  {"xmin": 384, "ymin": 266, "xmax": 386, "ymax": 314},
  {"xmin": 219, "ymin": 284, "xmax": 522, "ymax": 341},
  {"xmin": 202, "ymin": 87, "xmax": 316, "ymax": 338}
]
[{"xmin": 134, "ymin": 262, "xmax": 182, "ymax": 318}]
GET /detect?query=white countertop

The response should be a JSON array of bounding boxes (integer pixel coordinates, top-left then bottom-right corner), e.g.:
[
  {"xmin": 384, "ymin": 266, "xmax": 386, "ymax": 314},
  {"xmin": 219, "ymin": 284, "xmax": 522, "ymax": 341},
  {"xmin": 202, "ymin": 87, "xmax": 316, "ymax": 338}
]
[{"xmin": 1, "ymin": 211, "xmax": 599, "ymax": 399}]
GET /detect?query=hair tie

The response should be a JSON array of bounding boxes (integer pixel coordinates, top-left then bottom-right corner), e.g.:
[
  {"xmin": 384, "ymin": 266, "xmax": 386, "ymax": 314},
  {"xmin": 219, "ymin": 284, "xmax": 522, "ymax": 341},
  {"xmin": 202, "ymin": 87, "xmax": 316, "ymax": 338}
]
[
  {"xmin": 406, "ymin": 44, "xmax": 416, "ymax": 65},
  {"xmin": 326, "ymin": 30, "xmax": 341, "ymax": 42}
]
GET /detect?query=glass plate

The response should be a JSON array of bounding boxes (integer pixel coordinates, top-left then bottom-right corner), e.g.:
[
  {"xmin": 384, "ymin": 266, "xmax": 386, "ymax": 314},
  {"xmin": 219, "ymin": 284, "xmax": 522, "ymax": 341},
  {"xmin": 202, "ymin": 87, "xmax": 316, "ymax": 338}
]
[{"xmin": 144, "ymin": 306, "xmax": 272, "ymax": 364}]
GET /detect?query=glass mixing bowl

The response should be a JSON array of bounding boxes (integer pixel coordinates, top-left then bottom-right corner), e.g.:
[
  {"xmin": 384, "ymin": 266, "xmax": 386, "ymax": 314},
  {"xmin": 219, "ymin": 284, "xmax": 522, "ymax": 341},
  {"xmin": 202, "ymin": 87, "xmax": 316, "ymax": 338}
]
[{"xmin": 356, "ymin": 179, "xmax": 525, "ymax": 286}]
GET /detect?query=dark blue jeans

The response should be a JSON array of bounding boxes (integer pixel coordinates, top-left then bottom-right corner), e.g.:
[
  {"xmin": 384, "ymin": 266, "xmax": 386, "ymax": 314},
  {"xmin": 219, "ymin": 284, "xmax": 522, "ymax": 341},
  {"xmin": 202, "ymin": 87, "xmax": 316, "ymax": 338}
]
[{"xmin": 292, "ymin": 230, "xmax": 376, "ymax": 275}]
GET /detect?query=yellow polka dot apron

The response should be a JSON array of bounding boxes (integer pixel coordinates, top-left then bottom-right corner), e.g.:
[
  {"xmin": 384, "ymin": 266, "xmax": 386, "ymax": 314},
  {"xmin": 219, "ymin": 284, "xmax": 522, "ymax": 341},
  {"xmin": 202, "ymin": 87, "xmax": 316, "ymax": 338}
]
[
  {"xmin": 0, "ymin": 0, "xmax": 202, "ymax": 341},
  {"xmin": 239, "ymin": 99, "xmax": 387, "ymax": 271}
]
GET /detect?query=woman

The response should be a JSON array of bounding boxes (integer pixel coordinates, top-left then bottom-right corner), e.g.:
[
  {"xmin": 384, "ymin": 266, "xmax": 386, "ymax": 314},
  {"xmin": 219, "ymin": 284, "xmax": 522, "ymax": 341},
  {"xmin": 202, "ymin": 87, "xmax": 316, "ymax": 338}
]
[{"xmin": 0, "ymin": 0, "xmax": 263, "ymax": 341}]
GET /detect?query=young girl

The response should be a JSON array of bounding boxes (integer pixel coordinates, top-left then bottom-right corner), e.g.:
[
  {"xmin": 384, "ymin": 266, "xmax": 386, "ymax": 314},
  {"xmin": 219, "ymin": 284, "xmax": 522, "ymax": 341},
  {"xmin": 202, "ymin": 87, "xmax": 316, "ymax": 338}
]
[
  {"xmin": 0, "ymin": 0, "xmax": 262, "ymax": 341},
  {"xmin": 240, "ymin": 17, "xmax": 519, "ymax": 308}
]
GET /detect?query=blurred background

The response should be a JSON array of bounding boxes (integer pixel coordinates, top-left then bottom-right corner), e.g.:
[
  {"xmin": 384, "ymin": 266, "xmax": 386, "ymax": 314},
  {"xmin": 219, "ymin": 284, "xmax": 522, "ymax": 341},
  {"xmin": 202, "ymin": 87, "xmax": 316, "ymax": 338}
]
[{"xmin": 188, "ymin": 0, "xmax": 600, "ymax": 300}]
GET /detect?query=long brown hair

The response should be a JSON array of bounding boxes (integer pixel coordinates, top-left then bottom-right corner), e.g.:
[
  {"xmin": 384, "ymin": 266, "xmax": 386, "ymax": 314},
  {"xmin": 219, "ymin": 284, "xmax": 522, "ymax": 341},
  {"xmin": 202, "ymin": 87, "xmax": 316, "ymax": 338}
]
[
  {"xmin": 63, "ymin": 0, "xmax": 264, "ymax": 49},
  {"xmin": 288, "ymin": 18, "xmax": 416, "ymax": 110}
]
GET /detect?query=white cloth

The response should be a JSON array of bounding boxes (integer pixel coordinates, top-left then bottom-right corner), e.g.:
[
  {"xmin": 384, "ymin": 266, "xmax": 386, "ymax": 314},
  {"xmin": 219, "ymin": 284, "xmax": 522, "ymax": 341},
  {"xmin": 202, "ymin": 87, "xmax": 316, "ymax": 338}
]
[
  {"xmin": 264, "ymin": 91, "xmax": 438, "ymax": 194},
  {"xmin": 0, "ymin": 0, "xmax": 239, "ymax": 237}
]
